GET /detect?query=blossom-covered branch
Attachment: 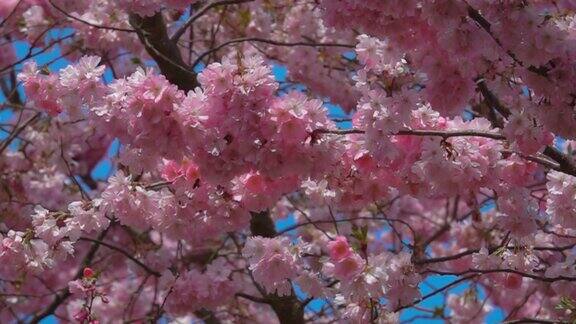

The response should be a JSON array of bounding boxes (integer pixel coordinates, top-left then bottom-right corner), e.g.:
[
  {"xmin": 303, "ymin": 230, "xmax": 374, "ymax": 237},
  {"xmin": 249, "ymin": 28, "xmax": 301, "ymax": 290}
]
[{"xmin": 1, "ymin": 0, "xmax": 576, "ymax": 323}]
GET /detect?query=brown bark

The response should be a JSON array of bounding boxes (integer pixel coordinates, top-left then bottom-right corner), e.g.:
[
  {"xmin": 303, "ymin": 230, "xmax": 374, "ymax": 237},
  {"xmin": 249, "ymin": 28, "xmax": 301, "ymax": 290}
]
[{"xmin": 129, "ymin": 13, "xmax": 198, "ymax": 92}]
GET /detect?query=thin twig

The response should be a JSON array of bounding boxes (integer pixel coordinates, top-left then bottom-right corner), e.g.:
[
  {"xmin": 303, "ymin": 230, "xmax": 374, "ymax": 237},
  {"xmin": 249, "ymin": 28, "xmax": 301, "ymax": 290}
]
[
  {"xmin": 78, "ymin": 237, "xmax": 161, "ymax": 277},
  {"xmin": 170, "ymin": 0, "xmax": 255, "ymax": 42},
  {"xmin": 0, "ymin": 113, "xmax": 40, "ymax": 154},
  {"xmin": 190, "ymin": 37, "xmax": 353, "ymax": 68},
  {"xmin": 48, "ymin": 0, "xmax": 135, "ymax": 33}
]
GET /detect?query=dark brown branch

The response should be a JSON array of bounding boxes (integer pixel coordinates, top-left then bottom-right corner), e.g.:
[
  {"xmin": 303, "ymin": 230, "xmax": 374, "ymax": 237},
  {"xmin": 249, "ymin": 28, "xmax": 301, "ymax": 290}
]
[
  {"xmin": 276, "ymin": 216, "xmax": 409, "ymax": 236},
  {"xmin": 78, "ymin": 237, "xmax": 161, "ymax": 277},
  {"xmin": 267, "ymin": 295, "xmax": 306, "ymax": 324},
  {"xmin": 503, "ymin": 318, "xmax": 568, "ymax": 324},
  {"xmin": 314, "ymin": 127, "xmax": 506, "ymax": 140},
  {"xmin": 194, "ymin": 309, "xmax": 222, "ymax": 324},
  {"xmin": 543, "ymin": 146, "xmax": 576, "ymax": 177},
  {"xmin": 467, "ymin": 5, "xmax": 549, "ymax": 77},
  {"xmin": 190, "ymin": 37, "xmax": 354, "ymax": 68},
  {"xmin": 477, "ymin": 80, "xmax": 576, "ymax": 177},
  {"xmin": 0, "ymin": 113, "xmax": 40, "ymax": 154},
  {"xmin": 0, "ymin": 34, "xmax": 75, "ymax": 75},
  {"xmin": 236, "ymin": 293, "xmax": 267, "ymax": 303},
  {"xmin": 502, "ymin": 150, "xmax": 561, "ymax": 172},
  {"xmin": 395, "ymin": 275, "xmax": 478, "ymax": 311},
  {"xmin": 250, "ymin": 211, "xmax": 278, "ymax": 238},
  {"xmin": 428, "ymin": 269, "xmax": 576, "ymax": 283},
  {"xmin": 476, "ymin": 79, "xmax": 511, "ymax": 118},
  {"xmin": 129, "ymin": 13, "xmax": 197, "ymax": 92},
  {"xmin": 416, "ymin": 249, "xmax": 478, "ymax": 265},
  {"xmin": 417, "ymin": 243, "xmax": 576, "ymax": 265}
]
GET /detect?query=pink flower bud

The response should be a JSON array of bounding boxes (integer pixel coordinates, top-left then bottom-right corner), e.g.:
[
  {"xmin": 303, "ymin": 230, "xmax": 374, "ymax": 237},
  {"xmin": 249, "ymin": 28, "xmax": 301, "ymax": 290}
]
[
  {"xmin": 83, "ymin": 267, "xmax": 95, "ymax": 278},
  {"xmin": 327, "ymin": 236, "xmax": 352, "ymax": 261},
  {"xmin": 73, "ymin": 308, "xmax": 89, "ymax": 322}
]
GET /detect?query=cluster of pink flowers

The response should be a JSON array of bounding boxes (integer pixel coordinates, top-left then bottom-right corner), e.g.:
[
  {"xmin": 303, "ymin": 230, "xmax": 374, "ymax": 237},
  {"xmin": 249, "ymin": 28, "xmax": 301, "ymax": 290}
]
[
  {"xmin": 164, "ymin": 258, "xmax": 238, "ymax": 316},
  {"xmin": 3, "ymin": 0, "xmax": 576, "ymax": 322},
  {"xmin": 324, "ymin": 236, "xmax": 421, "ymax": 312},
  {"xmin": 17, "ymin": 54, "xmax": 347, "ymax": 243},
  {"xmin": 503, "ymin": 108, "xmax": 554, "ymax": 154},
  {"xmin": 93, "ymin": 67, "xmax": 186, "ymax": 171},
  {"xmin": 546, "ymin": 171, "xmax": 576, "ymax": 229},
  {"xmin": 447, "ymin": 291, "xmax": 492, "ymax": 324},
  {"xmin": 243, "ymin": 236, "xmax": 300, "ymax": 295},
  {"xmin": 68, "ymin": 268, "xmax": 109, "ymax": 323},
  {"xmin": 183, "ymin": 57, "xmax": 337, "ymax": 185},
  {"xmin": 321, "ymin": 0, "xmax": 576, "ymax": 140},
  {"xmin": 19, "ymin": 57, "xmax": 106, "ymax": 116},
  {"xmin": 495, "ymin": 187, "xmax": 539, "ymax": 242},
  {"xmin": 0, "ymin": 229, "xmax": 54, "ymax": 277},
  {"xmin": 381, "ymin": 251, "xmax": 422, "ymax": 310},
  {"xmin": 326, "ymin": 236, "xmax": 365, "ymax": 281},
  {"xmin": 100, "ymin": 170, "xmax": 250, "ymax": 243}
]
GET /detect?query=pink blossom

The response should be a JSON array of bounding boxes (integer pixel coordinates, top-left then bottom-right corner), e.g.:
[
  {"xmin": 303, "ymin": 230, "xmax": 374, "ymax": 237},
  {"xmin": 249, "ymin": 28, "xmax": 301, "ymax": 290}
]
[
  {"xmin": 59, "ymin": 56, "xmax": 105, "ymax": 90},
  {"xmin": 332, "ymin": 253, "xmax": 365, "ymax": 281},
  {"xmin": 327, "ymin": 236, "xmax": 352, "ymax": 261},
  {"xmin": 447, "ymin": 292, "xmax": 492, "ymax": 324},
  {"xmin": 547, "ymin": 171, "xmax": 576, "ymax": 229},
  {"xmin": 68, "ymin": 279, "xmax": 94, "ymax": 298},
  {"xmin": 4, "ymin": 1, "xmax": 576, "ymax": 322},
  {"xmin": 243, "ymin": 236, "xmax": 300, "ymax": 294},
  {"xmin": 73, "ymin": 308, "xmax": 89, "ymax": 322}
]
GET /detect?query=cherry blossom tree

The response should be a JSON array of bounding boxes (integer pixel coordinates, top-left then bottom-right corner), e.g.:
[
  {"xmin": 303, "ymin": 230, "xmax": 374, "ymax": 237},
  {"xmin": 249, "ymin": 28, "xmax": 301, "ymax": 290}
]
[{"xmin": 1, "ymin": 0, "xmax": 576, "ymax": 323}]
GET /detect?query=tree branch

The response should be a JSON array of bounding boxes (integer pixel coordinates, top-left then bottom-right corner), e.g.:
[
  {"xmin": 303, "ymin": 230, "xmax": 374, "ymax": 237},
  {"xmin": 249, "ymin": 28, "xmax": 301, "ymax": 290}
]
[
  {"xmin": 477, "ymin": 80, "xmax": 576, "ymax": 177},
  {"xmin": 428, "ymin": 269, "xmax": 576, "ymax": 283},
  {"xmin": 503, "ymin": 318, "xmax": 569, "ymax": 324},
  {"xmin": 0, "ymin": 0, "xmax": 23, "ymax": 29},
  {"xmin": 190, "ymin": 37, "xmax": 354, "ymax": 69},
  {"xmin": 170, "ymin": 0, "xmax": 255, "ymax": 43},
  {"xmin": 467, "ymin": 5, "xmax": 550, "ymax": 77},
  {"xmin": 314, "ymin": 127, "xmax": 506, "ymax": 140},
  {"xmin": 0, "ymin": 113, "xmax": 40, "ymax": 154},
  {"xmin": 78, "ymin": 237, "xmax": 161, "ymax": 277},
  {"xmin": 129, "ymin": 13, "xmax": 197, "ymax": 92},
  {"xmin": 395, "ymin": 275, "xmax": 478, "ymax": 311},
  {"xmin": 30, "ymin": 228, "xmax": 110, "ymax": 323}
]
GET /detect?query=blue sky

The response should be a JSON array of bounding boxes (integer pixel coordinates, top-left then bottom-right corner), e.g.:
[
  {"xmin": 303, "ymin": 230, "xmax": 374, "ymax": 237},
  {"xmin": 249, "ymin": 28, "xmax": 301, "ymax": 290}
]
[{"xmin": 2, "ymin": 31, "xmax": 505, "ymax": 324}]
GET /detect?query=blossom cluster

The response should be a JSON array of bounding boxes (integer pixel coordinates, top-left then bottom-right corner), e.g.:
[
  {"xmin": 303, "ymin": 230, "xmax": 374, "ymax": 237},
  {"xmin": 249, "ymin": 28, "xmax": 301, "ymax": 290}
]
[{"xmin": 1, "ymin": 0, "xmax": 576, "ymax": 323}]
